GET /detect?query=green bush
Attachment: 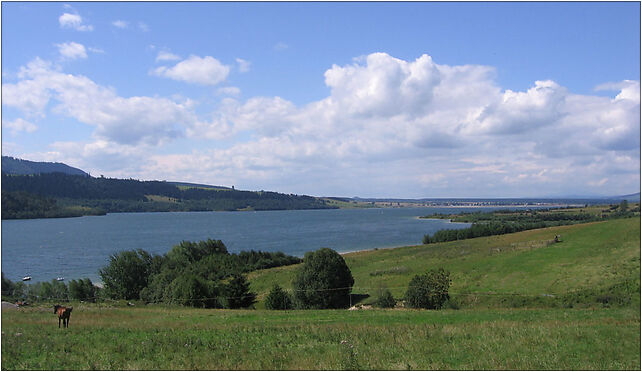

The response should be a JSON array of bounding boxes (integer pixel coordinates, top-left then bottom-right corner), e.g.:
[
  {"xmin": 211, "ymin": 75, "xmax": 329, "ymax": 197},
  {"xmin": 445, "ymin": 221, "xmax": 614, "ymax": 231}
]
[
  {"xmin": 374, "ymin": 288, "xmax": 396, "ymax": 308},
  {"xmin": 405, "ymin": 268, "xmax": 451, "ymax": 309},
  {"xmin": 265, "ymin": 284, "xmax": 293, "ymax": 310},
  {"xmin": 292, "ymin": 248, "xmax": 354, "ymax": 309}
]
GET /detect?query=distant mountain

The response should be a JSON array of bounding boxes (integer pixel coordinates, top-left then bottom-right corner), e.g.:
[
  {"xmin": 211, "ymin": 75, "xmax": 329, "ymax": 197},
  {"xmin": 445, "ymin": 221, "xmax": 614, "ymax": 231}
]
[
  {"xmin": 613, "ymin": 192, "xmax": 641, "ymax": 202},
  {"xmin": 2, "ymin": 156, "xmax": 88, "ymax": 177}
]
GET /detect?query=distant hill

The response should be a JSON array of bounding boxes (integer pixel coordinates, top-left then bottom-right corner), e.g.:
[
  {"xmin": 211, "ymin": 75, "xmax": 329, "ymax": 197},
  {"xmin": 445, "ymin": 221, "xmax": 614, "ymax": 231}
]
[
  {"xmin": 1, "ymin": 171, "xmax": 335, "ymax": 219},
  {"xmin": 1, "ymin": 156, "xmax": 88, "ymax": 177},
  {"xmin": 613, "ymin": 192, "xmax": 641, "ymax": 202},
  {"xmin": 167, "ymin": 181, "xmax": 232, "ymax": 190}
]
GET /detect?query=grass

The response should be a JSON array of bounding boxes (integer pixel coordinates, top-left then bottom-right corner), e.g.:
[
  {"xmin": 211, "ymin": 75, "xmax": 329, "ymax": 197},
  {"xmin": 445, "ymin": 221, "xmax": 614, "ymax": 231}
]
[
  {"xmin": 2, "ymin": 305, "xmax": 639, "ymax": 370},
  {"xmin": 249, "ymin": 217, "xmax": 640, "ymax": 308}
]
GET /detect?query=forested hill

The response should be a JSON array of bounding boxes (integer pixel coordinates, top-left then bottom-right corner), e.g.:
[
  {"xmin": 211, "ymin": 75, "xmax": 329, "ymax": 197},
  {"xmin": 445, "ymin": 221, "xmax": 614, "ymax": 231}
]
[
  {"xmin": 1, "ymin": 172, "xmax": 335, "ymax": 219},
  {"xmin": 1, "ymin": 156, "xmax": 88, "ymax": 176}
]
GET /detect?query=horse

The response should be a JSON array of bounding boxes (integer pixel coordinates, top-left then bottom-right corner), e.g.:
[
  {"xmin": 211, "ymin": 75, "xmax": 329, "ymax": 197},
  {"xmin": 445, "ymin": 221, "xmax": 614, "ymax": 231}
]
[{"xmin": 53, "ymin": 305, "xmax": 73, "ymax": 328}]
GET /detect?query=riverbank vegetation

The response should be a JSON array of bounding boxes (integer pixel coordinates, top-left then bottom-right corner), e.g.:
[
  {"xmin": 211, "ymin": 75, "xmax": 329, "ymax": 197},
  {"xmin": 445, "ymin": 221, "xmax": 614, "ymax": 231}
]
[{"xmin": 421, "ymin": 202, "xmax": 639, "ymax": 244}]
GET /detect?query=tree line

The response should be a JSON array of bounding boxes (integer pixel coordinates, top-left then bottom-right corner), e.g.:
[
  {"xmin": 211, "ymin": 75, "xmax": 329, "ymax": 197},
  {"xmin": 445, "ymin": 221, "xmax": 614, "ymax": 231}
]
[
  {"xmin": 1, "ymin": 172, "xmax": 335, "ymax": 219},
  {"xmin": 423, "ymin": 204, "xmax": 638, "ymax": 244},
  {"xmin": 3, "ymin": 240, "xmax": 453, "ymax": 312}
]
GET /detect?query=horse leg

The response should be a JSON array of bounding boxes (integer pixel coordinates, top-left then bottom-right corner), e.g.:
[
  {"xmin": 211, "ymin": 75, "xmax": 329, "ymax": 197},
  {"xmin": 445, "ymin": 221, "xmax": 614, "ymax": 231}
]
[
  {"xmin": 59, "ymin": 318, "xmax": 61, "ymax": 328},
  {"xmin": 66, "ymin": 317, "xmax": 70, "ymax": 328}
]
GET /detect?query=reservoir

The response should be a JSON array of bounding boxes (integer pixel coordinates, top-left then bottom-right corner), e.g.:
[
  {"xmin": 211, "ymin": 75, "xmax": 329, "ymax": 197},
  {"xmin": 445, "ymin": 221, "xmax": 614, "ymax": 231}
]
[{"xmin": 2, "ymin": 206, "xmax": 536, "ymax": 283}]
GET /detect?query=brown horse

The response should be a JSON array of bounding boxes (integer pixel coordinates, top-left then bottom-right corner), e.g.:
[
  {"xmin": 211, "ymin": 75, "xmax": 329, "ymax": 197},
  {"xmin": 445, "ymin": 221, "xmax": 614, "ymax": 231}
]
[{"xmin": 53, "ymin": 305, "xmax": 73, "ymax": 328}]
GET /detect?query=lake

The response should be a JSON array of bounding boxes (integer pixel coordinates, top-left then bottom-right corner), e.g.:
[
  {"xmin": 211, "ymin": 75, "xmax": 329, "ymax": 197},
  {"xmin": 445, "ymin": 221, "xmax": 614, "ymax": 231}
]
[{"xmin": 2, "ymin": 206, "xmax": 536, "ymax": 283}]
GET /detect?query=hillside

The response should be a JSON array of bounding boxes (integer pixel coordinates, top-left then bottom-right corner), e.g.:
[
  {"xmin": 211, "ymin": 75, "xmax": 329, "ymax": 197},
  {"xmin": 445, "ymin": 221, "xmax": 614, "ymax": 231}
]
[
  {"xmin": 1, "ymin": 156, "xmax": 88, "ymax": 176},
  {"xmin": 1, "ymin": 172, "xmax": 335, "ymax": 219},
  {"xmin": 249, "ymin": 217, "xmax": 641, "ymax": 309}
]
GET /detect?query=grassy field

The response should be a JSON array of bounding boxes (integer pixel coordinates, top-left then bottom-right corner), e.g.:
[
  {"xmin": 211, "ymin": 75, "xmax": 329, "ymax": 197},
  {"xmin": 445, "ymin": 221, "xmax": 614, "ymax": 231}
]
[
  {"xmin": 249, "ymin": 217, "xmax": 640, "ymax": 308},
  {"xmin": 2, "ymin": 305, "xmax": 639, "ymax": 370},
  {"xmin": 2, "ymin": 217, "xmax": 640, "ymax": 370}
]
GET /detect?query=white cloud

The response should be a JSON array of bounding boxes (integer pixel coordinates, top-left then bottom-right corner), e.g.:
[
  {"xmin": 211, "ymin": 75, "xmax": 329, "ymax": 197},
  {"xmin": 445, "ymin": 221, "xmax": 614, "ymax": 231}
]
[
  {"xmin": 274, "ymin": 42, "xmax": 288, "ymax": 51},
  {"xmin": 3, "ymin": 118, "xmax": 38, "ymax": 135},
  {"xmin": 217, "ymin": 86, "xmax": 241, "ymax": 96},
  {"xmin": 152, "ymin": 55, "xmax": 230, "ymax": 86},
  {"xmin": 59, "ymin": 12, "xmax": 93, "ymax": 31},
  {"xmin": 7, "ymin": 53, "xmax": 638, "ymax": 197},
  {"xmin": 138, "ymin": 22, "xmax": 150, "ymax": 32},
  {"xmin": 112, "ymin": 20, "xmax": 128, "ymax": 29},
  {"xmin": 177, "ymin": 52, "xmax": 639, "ymax": 197},
  {"xmin": 3, "ymin": 58, "xmax": 194, "ymax": 146},
  {"xmin": 55, "ymin": 42, "xmax": 87, "ymax": 60},
  {"xmin": 89, "ymin": 47, "xmax": 105, "ymax": 54},
  {"xmin": 236, "ymin": 58, "xmax": 251, "ymax": 73},
  {"xmin": 156, "ymin": 51, "xmax": 181, "ymax": 62}
]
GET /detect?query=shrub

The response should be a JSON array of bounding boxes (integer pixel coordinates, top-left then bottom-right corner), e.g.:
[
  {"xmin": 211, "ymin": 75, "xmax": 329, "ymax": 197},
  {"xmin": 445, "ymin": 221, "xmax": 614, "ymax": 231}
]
[
  {"xmin": 405, "ymin": 268, "xmax": 451, "ymax": 309},
  {"xmin": 374, "ymin": 289, "xmax": 396, "ymax": 308},
  {"xmin": 265, "ymin": 284, "xmax": 294, "ymax": 310},
  {"xmin": 292, "ymin": 248, "xmax": 354, "ymax": 309}
]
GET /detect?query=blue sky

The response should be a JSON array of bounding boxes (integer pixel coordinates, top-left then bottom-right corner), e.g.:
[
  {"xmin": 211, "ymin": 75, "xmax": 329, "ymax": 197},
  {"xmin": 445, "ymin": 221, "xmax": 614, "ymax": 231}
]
[{"xmin": 2, "ymin": 2, "xmax": 640, "ymax": 198}]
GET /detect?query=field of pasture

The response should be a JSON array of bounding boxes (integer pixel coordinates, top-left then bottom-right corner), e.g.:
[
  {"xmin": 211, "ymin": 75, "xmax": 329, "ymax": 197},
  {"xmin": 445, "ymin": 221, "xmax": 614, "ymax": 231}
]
[
  {"xmin": 249, "ymin": 217, "xmax": 640, "ymax": 309},
  {"xmin": 2, "ymin": 304, "xmax": 639, "ymax": 370}
]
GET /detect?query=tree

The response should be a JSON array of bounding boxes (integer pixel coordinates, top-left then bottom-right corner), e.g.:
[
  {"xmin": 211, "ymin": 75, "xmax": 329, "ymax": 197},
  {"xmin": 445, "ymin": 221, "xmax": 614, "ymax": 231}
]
[
  {"xmin": 69, "ymin": 278, "xmax": 97, "ymax": 302},
  {"xmin": 99, "ymin": 249, "xmax": 159, "ymax": 300},
  {"xmin": 405, "ymin": 268, "xmax": 451, "ymax": 309},
  {"xmin": 167, "ymin": 273, "xmax": 219, "ymax": 308},
  {"xmin": 620, "ymin": 199, "xmax": 629, "ymax": 212},
  {"xmin": 1, "ymin": 272, "xmax": 16, "ymax": 297},
  {"xmin": 265, "ymin": 284, "xmax": 293, "ymax": 310},
  {"xmin": 223, "ymin": 273, "xmax": 256, "ymax": 309},
  {"xmin": 292, "ymin": 247, "xmax": 354, "ymax": 309}
]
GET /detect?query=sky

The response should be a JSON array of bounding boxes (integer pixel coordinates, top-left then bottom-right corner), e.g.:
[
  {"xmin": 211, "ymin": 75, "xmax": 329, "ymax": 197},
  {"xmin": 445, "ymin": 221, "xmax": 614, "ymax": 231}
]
[{"xmin": 1, "ymin": 2, "xmax": 640, "ymax": 198}]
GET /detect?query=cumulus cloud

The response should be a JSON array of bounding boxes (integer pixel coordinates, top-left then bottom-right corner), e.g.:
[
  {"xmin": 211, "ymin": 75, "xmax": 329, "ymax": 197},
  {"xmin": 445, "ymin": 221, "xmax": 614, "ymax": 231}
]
[
  {"xmin": 178, "ymin": 52, "xmax": 639, "ymax": 197},
  {"xmin": 3, "ymin": 118, "xmax": 38, "ymax": 135},
  {"xmin": 56, "ymin": 41, "xmax": 87, "ymax": 60},
  {"xmin": 7, "ymin": 52, "xmax": 638, "ymax": 197},
  {"xmin": 3, "ymin": 58, "xmax": 194, "ymax": 145},
  {"xmin": 152, "ymin": 55, "xmax": 230, "ymax": 86},
  {"xmin": 59, "ymin": 12, "xmax": 93, "ymax": 31}
]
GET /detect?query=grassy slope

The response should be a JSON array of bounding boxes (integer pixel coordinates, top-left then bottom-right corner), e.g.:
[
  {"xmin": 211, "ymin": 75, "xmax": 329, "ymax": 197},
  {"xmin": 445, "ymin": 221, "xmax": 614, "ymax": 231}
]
[{"xmin": 249, "ymin": 217, "xmax": 640, "ymax": 307}]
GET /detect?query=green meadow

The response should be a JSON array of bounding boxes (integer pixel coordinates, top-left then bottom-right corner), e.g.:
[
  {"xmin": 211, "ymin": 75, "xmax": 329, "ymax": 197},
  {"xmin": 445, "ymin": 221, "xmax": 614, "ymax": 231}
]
[
  {"xmin": 2, "ymin": 217, "xmax": 640, "ymax": 370},
  {"xmin": 250, "ymin": 217, "xmax": 640, "ymax": 309}
]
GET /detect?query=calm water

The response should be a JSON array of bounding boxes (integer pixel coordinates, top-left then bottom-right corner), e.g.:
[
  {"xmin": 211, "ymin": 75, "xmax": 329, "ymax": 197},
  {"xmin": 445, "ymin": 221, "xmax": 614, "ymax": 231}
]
[{"xmin": 1, "ymin": 207, "xmax": 532, "ymax": 283}]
